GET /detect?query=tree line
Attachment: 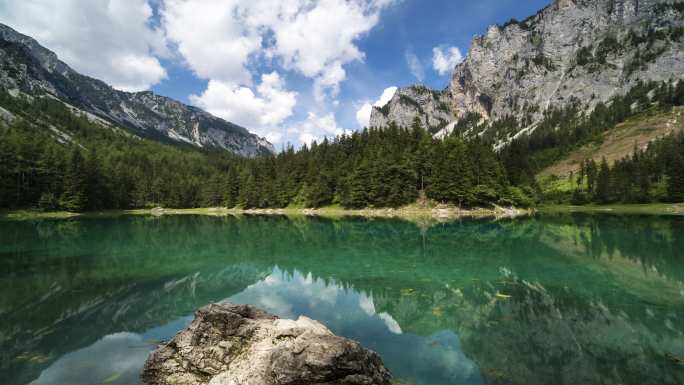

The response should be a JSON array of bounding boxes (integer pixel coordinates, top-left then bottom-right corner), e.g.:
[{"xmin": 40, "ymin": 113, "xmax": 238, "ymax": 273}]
[
  {"xmin": 0, "ymin": 79, "xmax": 682, "ymax": 212},
  {"xmin": 562, "ymin": 131, "xmax": 684, "ymax": 204},
  {"xmin": 0, "ymin": 92, "xmax": 526, "ymax": 211},
  {"xmin": 497, "ymin": 80, "xmax": 684, "ymax": 189}
]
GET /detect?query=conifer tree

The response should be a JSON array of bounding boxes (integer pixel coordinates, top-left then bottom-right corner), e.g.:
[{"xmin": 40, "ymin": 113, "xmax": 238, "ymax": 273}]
[
  {"xmin": 342, "ymin": 161, "xmax": 372, "ymax": 209},
  {"xmin": 667, "ymin": 154, "xmax": 684, "ymax": 202},
  {"xmin": 586, "ymin": 159, "xmax": 598, "ymax": 194},
  {"xmin": 60, "ymin": 148, "xmax": 87, "ymax": 211},
  {"xmin": 303, "ymin": 173, "xmax": 333, "ymax": 208},
  {"xmin": 201, "ymin": 174, "xmax": 224, "ymax": 207},
  {"xmin": 223, "ymin": 167, "xmax": 240, "ymax": 208},
  {"xmin": 238, "ymin": 172, "xmax": 258, "ymax": 208},
  {"xmin": 428, "ymin": 137, "xmax": 475, "ymax": 206},
  {"xmin": 595, "ymin": 157, "xmax": 612, "ymax": 203},
  {"xmin": 84, "ymin": 149, "xmax": 105, "ymax": 210}
]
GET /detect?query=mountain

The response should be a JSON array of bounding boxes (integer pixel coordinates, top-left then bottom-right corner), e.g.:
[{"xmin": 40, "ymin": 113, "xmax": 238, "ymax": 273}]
[
  {"xmin": 370, "ymin": 0, "xmax": 684, "ymax": 143},
  {"xmin": 0, "ymin": 23, "xmax": 274, "ymax": 156}
]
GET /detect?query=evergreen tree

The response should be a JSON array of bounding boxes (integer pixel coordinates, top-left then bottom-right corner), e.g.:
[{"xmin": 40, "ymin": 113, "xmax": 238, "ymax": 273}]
[
  {"xmin": 586, "ymin": 159, "xmax": 598, "ymax": 194},
  {"xmin": 413, "ymin": 133, "xmax": 434, "ymax": 192},
  {"xmin": 303, "ymin": 173, "xmax": 333, "ymax": 208},
  {"xmin": 428, "ymin": 138, "xmax": 475, "ymax": 206},
  {"xmin": 385, "ymin": 163, "xmax": 418, "ymax": 207},
  {"xmin": 342, "ymin": 161, "xmax": 372, "ymax": 209},
  {"xmin": 577, "ymin": 163, "xmax": 585, "ymax": 190},
  {"xmin": 201, "ymin": 174, "xmax": 224, "ymax": 207},
  {"xmin": 238, "ymin": 172, "xmax": 258, "ymax": 208},
  {"xmin": 60, "ymin": 148, "xmax": 87, "ymax": 211},
  {"xmin": 84, "ymin": 149, "xmax": 106, "ymax": 210},
  {"xmin": 223, "ymin": 167, "xmax": 240, "ymax": 208},
  {"xmin": 667, "ymin": 154, "xmax": 684, "ymax": 202},
  {"xmin": 595, "ymin": 157, "xmax": 612, "ymax": 203},
  {"xmin": 2, "ymin": 79, "xmax": 682, "ymax": 212}
]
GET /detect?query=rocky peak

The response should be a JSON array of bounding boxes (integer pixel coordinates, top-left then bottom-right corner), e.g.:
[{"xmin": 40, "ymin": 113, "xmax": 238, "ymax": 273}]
[
  {"xmin": 371, "ymin": 0, "xmax": 684, "ymax": 142},
  {"xmin": 0, "ymin": 24, "xmax": 69, "ymax": 76},
  {"xmin": 369, "ymin": 85, "xmax": 453, "ymax": 132},
  {"xmin": 0, "ymin": 23, "xmax": 274, "ymax": 156},
  {"xmin": 557, "ymin": 0, "xmax": 577, "ymax": 10}
]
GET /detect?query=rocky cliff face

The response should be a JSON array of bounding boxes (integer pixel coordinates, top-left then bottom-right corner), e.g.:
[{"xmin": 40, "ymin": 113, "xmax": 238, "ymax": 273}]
[
  {"xmin": 0, "ymin": 23, "xmax": 274, "ymax": 156},
  {"xmin": 368, "ymin": 85, "xmax": 454, "ymax": 133},
  {"xmin": 370, "ymin": 0, "xmax": 684, "ymax": 139}
]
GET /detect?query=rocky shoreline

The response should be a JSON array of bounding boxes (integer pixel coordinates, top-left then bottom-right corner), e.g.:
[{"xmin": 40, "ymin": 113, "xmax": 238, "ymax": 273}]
[
  {"xmin": 0, "ymin": 205, "xmax": 534, "ymax": 222},
  {"xmin": 154, "ymin": 204, "xmax": 533, "ymax": 220}
]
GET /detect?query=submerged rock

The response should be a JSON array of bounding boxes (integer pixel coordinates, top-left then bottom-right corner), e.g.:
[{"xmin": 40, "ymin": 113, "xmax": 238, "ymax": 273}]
[{"xmin": 142, "ymin": 303, "xmax": 391, "ymax": 385}]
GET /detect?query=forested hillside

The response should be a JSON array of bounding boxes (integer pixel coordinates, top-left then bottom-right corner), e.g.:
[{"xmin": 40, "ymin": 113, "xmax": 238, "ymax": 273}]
[
  {"xmin": 1, "ymin": 80, "xmax": 683, "ymax": 212},
  {"xmin": 500, "ymin": 80, "xmax": 684, "ymax": 204},
  {"xmin": 0, "ymin": 90, "xmax": 517, "ymax": 211},
  {"xmin": 0, "ymin": 23, "xmax": 273, "ymax": 156}
]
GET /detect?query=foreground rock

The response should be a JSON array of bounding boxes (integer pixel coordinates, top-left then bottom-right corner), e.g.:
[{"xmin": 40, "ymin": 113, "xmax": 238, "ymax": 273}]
[{"xmin": 142, "ymin": 303, "xmax": 391, "ymax": 385}]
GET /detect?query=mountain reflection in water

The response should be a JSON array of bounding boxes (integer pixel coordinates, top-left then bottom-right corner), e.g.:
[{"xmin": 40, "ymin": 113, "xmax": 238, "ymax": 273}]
[{"xmin": 1, "ymin": 214, "xmax": 683, "ymax": 385}]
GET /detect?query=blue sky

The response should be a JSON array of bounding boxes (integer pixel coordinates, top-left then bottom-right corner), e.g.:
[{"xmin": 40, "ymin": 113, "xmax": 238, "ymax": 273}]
[{"xmin": 0, "ymin": 0, "xmax": 551, "ymax": 147}]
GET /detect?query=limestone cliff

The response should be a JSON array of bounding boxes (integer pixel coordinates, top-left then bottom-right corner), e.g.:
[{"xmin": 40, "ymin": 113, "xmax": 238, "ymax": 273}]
[
  {"xmin": 0, "ymin": 23, "xmax": 274, "ymax": 156},
  {"xmin": 370, "ymin": 0, "xmax": 684, "ymax": 140},
  {"xmin": 368, "ymin": 85, "xmax": 454, "ymax": 133}
]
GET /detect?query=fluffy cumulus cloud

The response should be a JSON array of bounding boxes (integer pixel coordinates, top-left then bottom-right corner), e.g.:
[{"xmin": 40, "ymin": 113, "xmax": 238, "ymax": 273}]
[
  {"xmin": 290, "ymin": 112, "xmax": 353, "ymax": 146},
  {"xmin": 30, "ymin": 332, "xmax": 151, "ymax": 385},
  {"xmin": 162, "ymin": 0, "xmax": 260, "ymax": 85},
  {"xmin": 432, "ymin": 46, "xmax": 464, "ymax": 75},
  {"xmin": 190, "ymin": 72, "xmax": 297, "ymax": 143},
  {"xmin": 162, "ymin": 0, "xmax": 396, "ymax": 143},
  {"xmin": 312, "ymin": 61, "xmax": 347, "ymax": 103},
  {"xmin": 0, "ymin": 0, "xmax": 397, "ymax": 146},
  {"xmin": 0, "ymin": 0, "xmax": 168, "ymax": 91},
  {"xmin": 241, "ymin": 0, "xmax": 381, "ymax": 102},
  {"xmin": 355, "ymin": 86, "xmax": 397, "ymax": 128}
]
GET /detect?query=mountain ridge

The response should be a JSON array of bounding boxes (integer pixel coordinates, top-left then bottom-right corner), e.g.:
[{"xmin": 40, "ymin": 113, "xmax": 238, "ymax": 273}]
[
  {"xmin": 0, "ymin": 23, "xmax": 274, "ymax": 156},
  {"xmin": 370, "ymin": 0, "xmax": 684, "ymax": 144}
]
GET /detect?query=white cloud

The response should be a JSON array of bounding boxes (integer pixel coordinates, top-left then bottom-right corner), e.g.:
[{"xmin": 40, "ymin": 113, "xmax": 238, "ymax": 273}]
[
  {"xmin": 432, "ymin": 46, "xmax": 464, "ymax": 75},
  {"xmin": 378, "ymin": 312, "xmax": 403, "ymax": 334},
  {"xmin": 254, "ymin": 0, "xmax": 383, "ymax": 100},
  {"xmin": 160, "ymin": 0, "xmax": 396, "ymax": 144},
  {"xmin": 292, "ymin": 112, "xmax": 352, "ymax": 146},
  {"xmin": 405, "ymin": 49, "xmax": 424, "ymax": 81},
  {"xmin": 359, "ymin": 292, "xmax": 376, "ymax": 316},
  {"xmin": 313, "ymin": 61, "xmax": 347, "ymax": 103},
  {"xmin": 299, "ymin": 132, "xmax": 321, "ymax": 147},
  {"xmin": 229, "ymin": 267, "xmax": 404, "ymax": 336},
  {"xmin": 163, "ymin": 0, "xmax": 396, "ymax": 102},
  {"xmin": 190, "ymin": 71, "xmax": 297, "ymax": 140},
  {"xmin": 162, "ymin": 0, "xmax": 259, "ymax": 85},
  {"xmin": 30, "ymin": 332, "xmax": 151, "ymax": 385},
  {"xmin": 0, "ymin": 0, "xmax": 168, "ymax": 91},
  {"xmin": 356, "ymin": 105, "xmax": 374, "ymax": 129},
  {"xmin": 375, "ymin": 86, "xmax": 398, "ymax": 107},
  {"xmin": 355, "ymin": 86, "xmax": 397, "ymax": 128},
  {"xmin": 0, "ymin": 0, "xmax": 399, "ymax": 146}
]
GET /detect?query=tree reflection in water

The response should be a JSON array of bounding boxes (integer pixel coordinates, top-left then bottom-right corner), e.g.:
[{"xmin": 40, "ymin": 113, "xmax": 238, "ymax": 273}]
[{"xmin": 1, "ymin": 214, "xmax": 683, "ymax": 385}]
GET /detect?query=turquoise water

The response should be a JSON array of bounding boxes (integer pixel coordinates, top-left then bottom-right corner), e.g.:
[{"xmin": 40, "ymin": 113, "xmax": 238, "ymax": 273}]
[{"xmin": 1, "ymin": 214, "xmax": 684, "ymax": 385}]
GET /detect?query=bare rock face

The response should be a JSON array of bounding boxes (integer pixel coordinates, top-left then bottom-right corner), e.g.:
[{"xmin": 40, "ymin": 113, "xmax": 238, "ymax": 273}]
[
  {"xmin": 369, "ymin": 86, "xmax": 454, "ymax": 132},
  {"xmin": 370, "ymin": 0, "xmax": 684, "ymax": 140},
  {"xmin": 142, "ymin": 303, "xmax": 392, "ymax": 385},
  {"xmin": 0, "ymin": 23, "xmax": 274, "ymax": 156}
]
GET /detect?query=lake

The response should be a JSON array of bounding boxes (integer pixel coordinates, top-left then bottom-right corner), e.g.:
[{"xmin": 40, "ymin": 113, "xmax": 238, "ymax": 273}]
[{"xmin": 1, "ymin": 214, "xmax": 684, "ymax": 385}]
